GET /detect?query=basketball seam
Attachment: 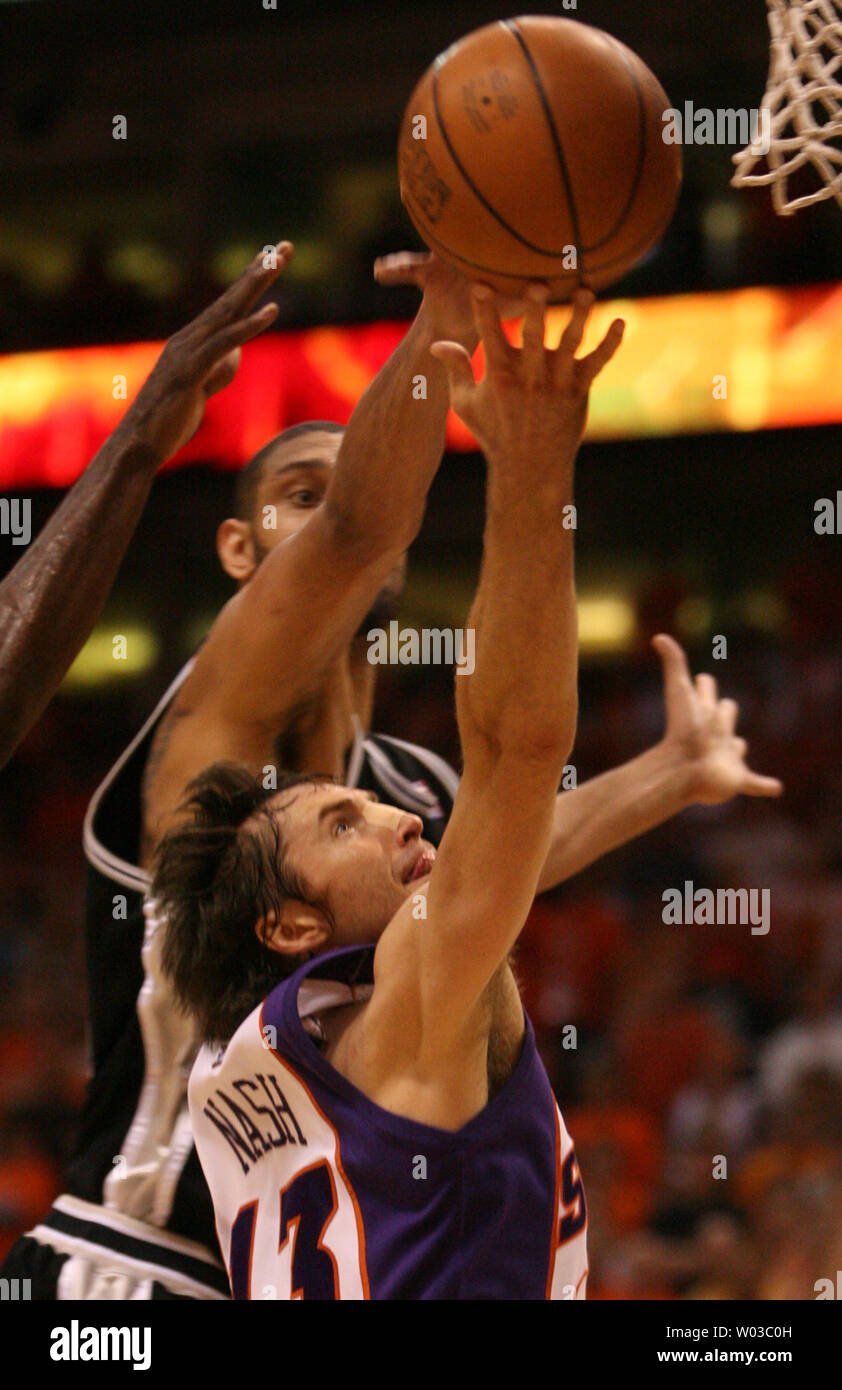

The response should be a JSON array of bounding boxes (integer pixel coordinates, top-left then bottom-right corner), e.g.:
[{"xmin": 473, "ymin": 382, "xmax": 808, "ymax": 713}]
[
  {"xmin": 431, "ymin": 39, "xmax": 573, "ymax": 259},
  {"xmin": 398, "ymin": 200, "xmax": 578, "ymax": 283},
  {"xmin": 584, "ymin": 35, "xmax": 649, "ymax": 254},
  {"xmin": 403, "ymin": 182, "xmax": 675, "ymax": 282},
  {"xmin": 504, "ymin": 18, "xmax": 585, "ymax": 286},
  {"xmin": 408, "ymin": 20, "xmax": 678, "ymax": 287},
  {"xmin": 585, "ymin": 197, "xmax": 678, "ymax": 273}
]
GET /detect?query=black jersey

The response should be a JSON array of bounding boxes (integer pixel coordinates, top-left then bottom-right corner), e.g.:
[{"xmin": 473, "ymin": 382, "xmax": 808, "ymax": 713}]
[{"xmin": 48, "ymin": 660, "xmax": 458, "ymax": 1293}]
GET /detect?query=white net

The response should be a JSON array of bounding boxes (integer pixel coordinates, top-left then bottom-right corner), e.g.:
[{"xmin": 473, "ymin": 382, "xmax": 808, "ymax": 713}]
[{"xmin": 731, "ymin": 0, "xmax": 842, "ymax": 214}]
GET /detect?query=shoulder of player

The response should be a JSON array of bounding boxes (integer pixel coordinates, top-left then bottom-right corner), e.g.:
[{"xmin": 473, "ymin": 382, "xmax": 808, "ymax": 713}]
[
  {"xmin": 165, "ymin": 576, "xmax": 333, "ymax": 734},
  {"xmin": 365, "ymin": 730, "xmax": 460, "ymax": 790},
  {"xmin": 141, "ymin": 686, "xmax": 272, "ymax": 860},
  {"xmin": 190, "ymin": 1001, "xmax": 267, "ymax": 1093}
]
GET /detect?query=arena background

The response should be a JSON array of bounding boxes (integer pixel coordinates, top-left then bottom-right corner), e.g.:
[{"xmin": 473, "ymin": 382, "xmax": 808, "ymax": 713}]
[{"xmin": 1, "ymin": 0, "xmax": 841, "ymax": 1301}]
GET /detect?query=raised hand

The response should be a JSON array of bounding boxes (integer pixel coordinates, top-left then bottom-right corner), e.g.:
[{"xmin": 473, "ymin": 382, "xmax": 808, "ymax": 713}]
[
  {"xmin": 653, "ymin": 632, "xmax": 783, "ymax": 804},
  {"xmin": 120, "ymin": 241, "xmax": 293, "ymax": 465},
  {"xmin": 428, "ymin": 284, "xmax": 624, "ymax": 470},
  {"xmin": 373, "ymin": 250, "xmax": 528, "ymax": 348}
]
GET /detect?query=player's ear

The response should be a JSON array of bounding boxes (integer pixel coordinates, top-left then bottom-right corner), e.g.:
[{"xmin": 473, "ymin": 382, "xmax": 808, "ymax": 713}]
[
  {"xmin": 217, "ymin": 518, "xmax": 258, "ymax": 583},
  {"xmin": 256, "ymin": 905, "xmax": 331, "ymax": 958}
]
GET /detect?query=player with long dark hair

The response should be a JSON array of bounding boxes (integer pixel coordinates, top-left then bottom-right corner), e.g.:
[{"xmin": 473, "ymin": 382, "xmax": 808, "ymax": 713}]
[{"xmin": 155, "ymin": 288, "xmax": 781, "ymax": 1299}]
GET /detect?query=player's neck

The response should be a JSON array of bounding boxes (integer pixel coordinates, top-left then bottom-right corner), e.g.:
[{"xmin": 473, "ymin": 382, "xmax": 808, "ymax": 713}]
[
  {"xmin": 283, "ymin": 651, "xmax": 373, "ymax": 780},
  {"xmin": 319, "ymin": 998, "xmax": 368, "ymax": 1070},
  {"xmin": 349, "ymin": 637, "xmax": 377, "ymax": 734}
]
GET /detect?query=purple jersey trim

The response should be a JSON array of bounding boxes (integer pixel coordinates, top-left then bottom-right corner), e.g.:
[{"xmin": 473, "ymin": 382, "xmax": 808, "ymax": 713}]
[{"xmin": 261, "ymin": 946, "xmax": 560, "ymax": 1299}]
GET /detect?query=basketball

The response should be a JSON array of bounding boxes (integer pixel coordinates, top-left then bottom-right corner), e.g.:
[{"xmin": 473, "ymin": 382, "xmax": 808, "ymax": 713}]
[{"xmin": 398, "ymin": 15, "xmax": 683, "ymax": 300}]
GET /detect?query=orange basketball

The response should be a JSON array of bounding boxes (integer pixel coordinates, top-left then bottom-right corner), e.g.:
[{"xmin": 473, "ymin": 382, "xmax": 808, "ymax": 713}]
[{"xmin": 398, "ymin": 15, "xmax": 682, "ymax": 300}]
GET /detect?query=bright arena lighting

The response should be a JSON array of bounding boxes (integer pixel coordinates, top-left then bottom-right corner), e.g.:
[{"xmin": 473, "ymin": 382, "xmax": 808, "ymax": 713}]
[
  {"xmin": 62, "ymin": 625, "xmax": 160, "ymax": 689},
  {"xmin": 576, "ymin": 594, "xmax": 637, "ymax": 654}
]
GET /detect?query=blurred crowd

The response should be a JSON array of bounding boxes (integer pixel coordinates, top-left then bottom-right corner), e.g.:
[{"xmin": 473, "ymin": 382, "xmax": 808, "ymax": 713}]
[
  {"xmin": 3, "ymin": 0, "xmax": 842, "ymax": 1305},
  {"xmin": 0, "ymin": 580, "xmax": 840, "ymax": 1300},
  {"xmin": 4, "ymin": 174, "xmax": 842, "ymax": 357},
  {"xmin": 376, "ymin": 585, "xmax": 842, "ymax": 1301},
  {"xmin": 522, "ymin": 625, "xmax": 842, "ymax": 1301}
]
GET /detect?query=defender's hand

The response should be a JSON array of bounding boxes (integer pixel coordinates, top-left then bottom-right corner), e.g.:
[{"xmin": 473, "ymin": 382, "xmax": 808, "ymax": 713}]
[
  {"xmin": 654, "ymin": 633, "xmax": 783, "ymax": 805},
  {"xmin": 374, "ymin": 251, "xmax": 526, "ymax": 352},
  {"xmin": 121, "ymin": 241, "xmax": 293, "ymax": 465},
  {"xmin": 429, "ymin": 284, "xmax": 624, "ymax": 472}
]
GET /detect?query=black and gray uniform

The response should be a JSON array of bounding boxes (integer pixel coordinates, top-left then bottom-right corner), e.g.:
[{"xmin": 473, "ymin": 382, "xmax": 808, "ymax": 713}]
[{"xmin": 1, "ymin": 659, "xmax": 459, "ymax": 1299}]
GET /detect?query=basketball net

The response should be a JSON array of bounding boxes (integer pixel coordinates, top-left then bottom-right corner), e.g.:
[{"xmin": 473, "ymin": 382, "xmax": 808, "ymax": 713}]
[{"xmin": 731, "ymin": 0, "xmax": 842, "ymax": 214}]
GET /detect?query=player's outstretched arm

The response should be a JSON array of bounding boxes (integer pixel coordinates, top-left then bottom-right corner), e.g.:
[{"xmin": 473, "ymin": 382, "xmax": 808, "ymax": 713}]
[
  {"xmin": 323, "ymin": 253, "xmax": 481, "ymax": 558},
  {"xmin": 0, "ymin": 244, "xmax": 288, "ymax": 769},
  {"xmin": 535, "ymin": 633, "xmax": 783, "ymax": 892},
  {"xmin": 194, "ymin": 253, "xmax": 489, "ymax": 729},
  {"xmin": 367, "ymin": 287, "xmax": 625, "ymax": 1072}
]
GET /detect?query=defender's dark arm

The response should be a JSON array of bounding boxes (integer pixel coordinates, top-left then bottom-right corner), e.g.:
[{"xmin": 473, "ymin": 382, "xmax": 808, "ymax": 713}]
[{"xmin": 0, "ymin": 241, "xmax": 291, "ymax": 765}]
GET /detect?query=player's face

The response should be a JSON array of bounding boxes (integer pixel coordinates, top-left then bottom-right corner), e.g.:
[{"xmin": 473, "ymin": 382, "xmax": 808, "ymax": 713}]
[
  {"xmin": 252, "ymin": 430, "xmax": 342, "ymax": 554},
  {"xmin": 247, "ymin": 430, "xmax": 407, "ymax": 622},
  {"xmin": 270, "ymin": 782, "xmax": 436, "ymax": 945}
]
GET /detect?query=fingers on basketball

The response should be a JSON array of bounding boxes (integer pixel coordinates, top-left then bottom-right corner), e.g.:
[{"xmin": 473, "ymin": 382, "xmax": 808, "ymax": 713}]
[
  {"xmin": 558, "ymin": 290, "xmax": 595, "ymax": 358},
  {"xmin": 373, "ymin": 252, "xmax": 432, "ymax": 283},
  {"xmin": 579, "ymin": 317, "xmax": 626, "ymax": 386},
  {"xmin": 469, "ymin": 285, "xmax": 515, "ymax": 376},
  {"xmin": 520, "ymin": 285, "xmax": 549, "ymax": 386}
]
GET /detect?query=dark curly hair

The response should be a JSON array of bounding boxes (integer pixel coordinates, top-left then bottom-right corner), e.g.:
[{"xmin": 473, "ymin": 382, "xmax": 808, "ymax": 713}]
[{"xmin": 153, "ymin": 761, "xmax": 334, "ymax": 1045}]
